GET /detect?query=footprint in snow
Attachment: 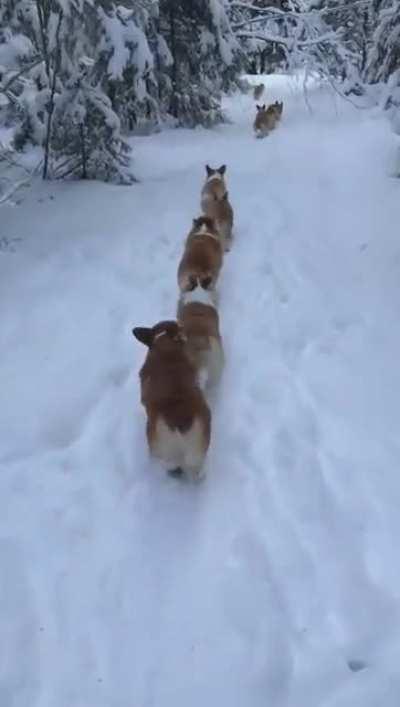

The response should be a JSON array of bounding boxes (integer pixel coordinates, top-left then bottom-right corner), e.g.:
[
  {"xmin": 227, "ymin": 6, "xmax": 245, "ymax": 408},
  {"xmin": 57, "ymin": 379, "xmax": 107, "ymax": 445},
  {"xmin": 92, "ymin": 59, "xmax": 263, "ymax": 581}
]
[{"xmin": 222, "ymin": 530, "xmax": 294, "ymax": 699}]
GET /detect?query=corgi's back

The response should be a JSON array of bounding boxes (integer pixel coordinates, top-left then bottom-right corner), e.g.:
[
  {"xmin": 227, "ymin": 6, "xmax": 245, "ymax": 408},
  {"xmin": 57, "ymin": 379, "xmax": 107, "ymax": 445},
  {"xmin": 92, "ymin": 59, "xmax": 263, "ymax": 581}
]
[{"xmin": 133, "ymin": 320, "xmax": 211, "ymax": 479}]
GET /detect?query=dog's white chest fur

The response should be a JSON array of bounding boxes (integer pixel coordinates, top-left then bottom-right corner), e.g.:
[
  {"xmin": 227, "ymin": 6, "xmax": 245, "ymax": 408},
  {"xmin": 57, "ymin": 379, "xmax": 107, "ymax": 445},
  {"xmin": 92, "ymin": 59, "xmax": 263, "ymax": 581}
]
[{"xmin": 182, "ymin": 285, "xmax": 216, "ymax": 307}]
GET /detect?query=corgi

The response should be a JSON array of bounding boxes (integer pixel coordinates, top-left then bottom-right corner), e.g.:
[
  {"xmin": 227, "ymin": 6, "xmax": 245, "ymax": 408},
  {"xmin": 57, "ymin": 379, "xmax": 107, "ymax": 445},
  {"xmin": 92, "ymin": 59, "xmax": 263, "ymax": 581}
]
[
  {"xmin": 177, "ymin": 216, "xmax": 223, "ymax": 293},
  {"xmin": 201, "ymin": 164, "xmax": 227, "ymax": 207},
  {"xmin": 201, "ymin": 165, "xmax": 234, "ymax": 252},
  {"xmin": 177, "ymin": 279, "xmax": 224, "ymax": 393},
  {"xmin": 254, "ymin": 101, "xmax": 283, "ymax": 138},
  {"xmin": 133, "ymin": 320, "xmax": 211, "ymax": 481},
  {"xmin": 253, "ymin": 83, "xmax": 265, "ymax": 101}
]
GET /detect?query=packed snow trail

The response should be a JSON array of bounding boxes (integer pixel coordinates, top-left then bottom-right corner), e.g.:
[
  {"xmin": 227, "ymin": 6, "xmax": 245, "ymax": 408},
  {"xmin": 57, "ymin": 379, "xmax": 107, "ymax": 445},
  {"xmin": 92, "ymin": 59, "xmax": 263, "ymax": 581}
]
[{"xmin": 1, "ymin": 75, "xmax": 400, "ymax": 706}]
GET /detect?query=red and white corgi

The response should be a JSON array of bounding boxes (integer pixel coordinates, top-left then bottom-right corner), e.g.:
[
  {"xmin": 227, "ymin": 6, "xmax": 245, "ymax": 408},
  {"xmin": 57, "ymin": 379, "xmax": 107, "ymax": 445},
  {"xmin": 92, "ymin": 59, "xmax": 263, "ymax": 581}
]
[
  {"xmin": 133, "ymin": 320, "xmax": 211, "ymax": 481},
  {"xmin": 177, "ymin": 216, "xmax": 223, "ymax": 293},
  {"xmin": 177, "ymin": 279, "xmax": 224, "ymax": 393},
  {"xmin": 200, "ymin": 165, "xmax": 234, "ymax": 252},
  {"xmin": 254, "ymin": 101, "xmax": 283, "ymax": 138}
]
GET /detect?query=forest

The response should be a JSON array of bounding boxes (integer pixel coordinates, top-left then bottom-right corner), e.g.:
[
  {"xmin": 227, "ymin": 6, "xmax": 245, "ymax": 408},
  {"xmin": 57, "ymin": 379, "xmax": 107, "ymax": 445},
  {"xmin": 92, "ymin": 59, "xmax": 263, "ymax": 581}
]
[{"xmin": 0, "ymin": 0, "xmax": 399, "ymax": 196}]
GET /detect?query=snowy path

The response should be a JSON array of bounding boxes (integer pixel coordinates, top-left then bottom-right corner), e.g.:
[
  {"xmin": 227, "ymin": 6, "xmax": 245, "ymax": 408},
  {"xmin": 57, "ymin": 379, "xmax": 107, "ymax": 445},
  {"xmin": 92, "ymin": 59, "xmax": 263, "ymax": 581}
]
[{"xmin": 2, "ymin": 75, "xmax": 400, "ymax": 706}]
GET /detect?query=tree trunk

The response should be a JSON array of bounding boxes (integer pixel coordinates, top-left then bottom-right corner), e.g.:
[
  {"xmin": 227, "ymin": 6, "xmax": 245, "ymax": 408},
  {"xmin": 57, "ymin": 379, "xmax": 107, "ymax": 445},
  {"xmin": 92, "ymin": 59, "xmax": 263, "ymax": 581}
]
[
  {"xmin": 42, "ymin": 9, "xmax": 63, "ymax": 180},
  {"xmin": 169, "ymin": 4, "xmax": 179, "ymax": 118}
]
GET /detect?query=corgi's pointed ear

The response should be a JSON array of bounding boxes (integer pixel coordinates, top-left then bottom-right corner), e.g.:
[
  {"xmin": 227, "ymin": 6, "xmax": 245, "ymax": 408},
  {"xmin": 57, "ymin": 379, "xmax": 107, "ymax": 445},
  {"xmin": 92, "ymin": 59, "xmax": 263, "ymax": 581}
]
[
  {"xmin": 218, "ymin": 165, "xmax": 226, "ymax": 175},
  {"xmin": 256, "ymin": 104, "xmax": 261, "ymax": 110},
  {"xmin": 206, "ymin": 164, "xmax": 213, "ymax": 176},
  {"xmin": 132, "ymin": 327, "xmax": 152, "ymax": 346},
  {"xmin": 262, "ymin": 104, "xmax": 266, "ymax": 110}
]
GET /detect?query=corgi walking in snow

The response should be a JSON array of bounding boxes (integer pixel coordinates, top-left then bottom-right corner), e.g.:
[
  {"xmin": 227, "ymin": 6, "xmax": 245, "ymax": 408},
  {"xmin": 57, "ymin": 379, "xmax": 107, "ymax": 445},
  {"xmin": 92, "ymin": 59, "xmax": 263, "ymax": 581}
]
[
  {"xmin": 200, "ymin": 165, "xmax": 234, "ymax": 252},
  {"xmin": 254, "ymin": 101, "xmax": 283, "ymax": 138},
  {"xmin": 133, "ymin": 320, "xmax": 211, "ymax": 481},
  {"xmin": 253, "ymin": 83, "xmax": 265, "ymax": 101},
  {"xmin": 177, "ymin": 279, "xmax": 224, "ymax": 393},
  {"xmin": 177, "ymin": 216, "xmax": 223, "ymax": 293}
]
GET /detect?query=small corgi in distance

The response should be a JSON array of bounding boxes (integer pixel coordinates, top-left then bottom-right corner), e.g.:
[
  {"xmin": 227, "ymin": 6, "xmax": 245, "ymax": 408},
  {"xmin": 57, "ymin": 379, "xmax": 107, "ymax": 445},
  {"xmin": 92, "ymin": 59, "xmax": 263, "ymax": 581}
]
[
  {"xmin": 177, "ymin": 279, "xmax": 224, "ymax": 393},
  {"xmin": 177, "ymin": 216, "xmax": 223, "ymax": 293},
  {"xmin": 254, "ymin": 101, "xmax": 283, "ymax": 138},
  {"xmin": 201, "ymin": 165, "xmax": 234, "ymax": 252},
  {"xmin": 133, "ymin": 320, "xmax": 211, "ymax": 481},
  {"xmin": 253, "ymin": 83, "xmax": 265, "ymax": 101}
]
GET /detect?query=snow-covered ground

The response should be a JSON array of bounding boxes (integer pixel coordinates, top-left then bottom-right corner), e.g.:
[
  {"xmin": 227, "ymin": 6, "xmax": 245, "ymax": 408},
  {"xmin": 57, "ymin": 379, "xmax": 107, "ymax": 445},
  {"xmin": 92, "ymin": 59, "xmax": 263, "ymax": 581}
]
[{"xmin": 2, "ymin": 73, "xmax": 400, "ymax": 706}]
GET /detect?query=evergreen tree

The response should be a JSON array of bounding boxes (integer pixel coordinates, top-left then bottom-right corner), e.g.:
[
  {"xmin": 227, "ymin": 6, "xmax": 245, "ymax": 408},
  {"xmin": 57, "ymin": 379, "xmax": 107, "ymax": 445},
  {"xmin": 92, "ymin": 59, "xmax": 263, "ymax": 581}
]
[
  {"xmin": 307, "ymin": 0, "xmax": 374, "ymax": 93},
  {"xmin": 47, "ymin": 0, "xmax": 136, "ymax": 182},
  {"xmin": 4, "ymin": 0, "xmax": 399, "ymax": 186},
  {"xmin": 159, "ymin": 0, "xmax": 242, "ymax": 127},
  {"xmin": 366, "ymin": 0, "xmax": 400, "ymax": 129},
  {"xmin": 229, "ymin": 0, "xmax": 293, "ymax": 75}
]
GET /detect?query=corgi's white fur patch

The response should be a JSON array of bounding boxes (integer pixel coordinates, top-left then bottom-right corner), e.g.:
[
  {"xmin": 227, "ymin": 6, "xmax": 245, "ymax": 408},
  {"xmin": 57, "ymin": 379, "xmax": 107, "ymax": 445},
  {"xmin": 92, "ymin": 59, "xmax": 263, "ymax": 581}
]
[
  {"xmin": 206, "ymin": 337, "xmax": 224, "ymax": 389},
  {"xmin": 182, "ymin": 284, "xmax": 217, "ymax": 308},
  {"xmin": 206, "ymin": 172, "xmax": 224, "ymax": 183},
  {"xmin": 152, "ymin": 418, "xmax": 207, "ymax": 479},
  {"xmin": 153, "ymin": 330, "xmax": 168, "ymax": 341},
  {"xmin": 198, "ymin": 367, "xmax": 208, "ymax": 390}
]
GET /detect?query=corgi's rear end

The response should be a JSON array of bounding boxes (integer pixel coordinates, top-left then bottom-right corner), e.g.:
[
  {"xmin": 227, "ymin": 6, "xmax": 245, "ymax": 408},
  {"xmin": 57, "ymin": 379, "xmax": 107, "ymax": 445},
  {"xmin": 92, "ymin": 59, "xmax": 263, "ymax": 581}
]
[
  {"xmin": 150, "ymin": 417, "xmax": 209, "ymax": 480},
  {"xmin": 177, "ymin": 216, "xmax": 223, "ymax": 293},
  {"xmin": 200, "ymin": 165, "xmax": 234, "ymax": 252},
  {"xmin": 133, "ymin": 320, "xmax": 211, "ymax": 481},
  {"xmin": 201, "ymin": 164, "xmax": 227, "ymax": 210},
  {"xmin": 177, "ymin": 280, "xmax": 224, "ymax": 392}
]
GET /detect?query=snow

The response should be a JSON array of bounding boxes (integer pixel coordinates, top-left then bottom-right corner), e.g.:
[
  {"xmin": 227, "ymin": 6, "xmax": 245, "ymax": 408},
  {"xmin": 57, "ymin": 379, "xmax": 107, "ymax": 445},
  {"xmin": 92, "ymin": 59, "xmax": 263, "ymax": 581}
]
[
  {"xmin": 2, "ymin": 72, "xmax": 400, "ymax": 706},
  {"xmin": 100, "ymin": 7, "xmax": 153, "ymax": 83},
  {"xmin": 0, "ymin": 33, "xmax": 35, "ymax": 67}
]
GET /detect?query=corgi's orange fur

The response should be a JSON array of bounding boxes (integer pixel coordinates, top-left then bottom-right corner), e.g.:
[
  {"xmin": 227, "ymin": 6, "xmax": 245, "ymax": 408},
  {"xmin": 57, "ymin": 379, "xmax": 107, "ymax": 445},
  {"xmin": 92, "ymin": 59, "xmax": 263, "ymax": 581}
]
[
  {"xmin": 177, "ymin": 216, "xmax": 223, "ymax": 293},
  {"xmin": 201, "ymin": 164, "xmax": 227, "ymax": 205},
  {"xmin": 133, "ymin": 320, "xmax": 211, "ymax": 480},
  {"xmin": 253, "ymin": 83, "xmax": 265, "ymax": 101},
  {"xmin": 254, "ymin": 101, "xmax": 283, "ymax": 138},
  {"xmin": 177, "ymin": 280, "xmax": 224, "ymax": 392},
  {"xmin": 201, "ymin": 165, "xmax": 234, "ymax": 252}
]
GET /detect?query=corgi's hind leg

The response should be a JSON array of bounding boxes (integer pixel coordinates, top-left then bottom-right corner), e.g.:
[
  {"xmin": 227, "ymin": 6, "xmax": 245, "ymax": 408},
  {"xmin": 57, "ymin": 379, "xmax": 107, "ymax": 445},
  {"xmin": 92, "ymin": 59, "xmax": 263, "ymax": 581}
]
[
  {"xmin": 187, "ymin": 464, "xmax": 207, "ymax": 483},
  {"xmin": 206, "ymin": 338, "xmax": 225, "ymax": 389},
  {"xmin": 224, "ymin": 231, "xmax": 233, "ymax": 252},
  {"xmin": 217, "ymin": 221, "xmax": 232, "ymax": 253},
  {"xmin": 182, "ymin": 451, "xmax": 208, "ymax": 482},
  {"xmin": 151, "ymin": 419, "xmax": 183, "ymax": 475},
  {"xmin": 181, "ymin": 418, "xmax": 209, "ymax": 482},
  {"xmin": 197, "ymin": 366, "xmax": 209, "ymax": 391}
]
